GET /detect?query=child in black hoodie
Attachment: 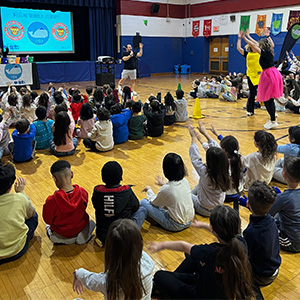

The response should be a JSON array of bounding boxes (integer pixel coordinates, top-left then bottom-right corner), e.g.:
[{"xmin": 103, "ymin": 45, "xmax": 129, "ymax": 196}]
[{"xmin": 92, "ymin": 161, "xmax": 146, "ymax": 245}]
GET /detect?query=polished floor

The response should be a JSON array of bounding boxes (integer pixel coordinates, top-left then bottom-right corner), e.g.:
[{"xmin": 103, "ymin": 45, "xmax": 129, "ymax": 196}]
[{"xmin": 0, "ymin": 74, "xmax": 299, "ymax": 300}]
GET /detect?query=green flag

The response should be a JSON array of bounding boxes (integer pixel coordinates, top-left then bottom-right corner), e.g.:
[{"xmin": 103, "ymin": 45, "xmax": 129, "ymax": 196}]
[
  {"xmin": 143, "ymin": 19, "xmax": 148, "ymax": 26},
  {"xmin": 240, "ymin": 15, "xmax": 250, "ymax": 32}
]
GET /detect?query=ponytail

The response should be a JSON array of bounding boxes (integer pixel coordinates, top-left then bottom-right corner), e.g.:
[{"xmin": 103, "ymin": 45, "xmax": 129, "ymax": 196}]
[{"xmin": 216, "ymin": 238, "xmax": 255, "ymax": 300}]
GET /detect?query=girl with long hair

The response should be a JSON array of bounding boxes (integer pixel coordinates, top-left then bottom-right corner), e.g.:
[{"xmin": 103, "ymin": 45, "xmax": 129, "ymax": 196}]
[
  {"xmin": 188, "ymin": 122, "xmax": 230, "ymax": 216},
  {"xmin": 242, "ymin": 29, "xmax": 283, "ymax": 129},
  {"xmin": 50, "ymin": 111, "xmax": 78, "ymax": 156},
  {"xmin": 163, "ymin": 92, "xmax": 176, "ymax": 125},
  {"xmin": 150, "ymin": 205, "xmax": 255, "ymax": 300},
  {"xmin": 75, "ymin": 103, "xmax": 95, "ymax": 139},
  {"xmin": 21, "ymin": 94, "xmax": 36, "ymax": 120},
  {"xmin": 34, "ymin": 91, "xmax": 51, "ymax": 116},
  {"xmin": 73, "ymin": 219, "xmax": 154, "ymax": 300},
  {"xmin": 243, "ymin": 130, "xmax": 277, "ymax": 189}
]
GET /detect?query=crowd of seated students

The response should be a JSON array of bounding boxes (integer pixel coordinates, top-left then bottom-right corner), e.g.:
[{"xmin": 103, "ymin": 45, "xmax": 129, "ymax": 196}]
[{"xmin": 0, "ymin": 80, "xmax": 300, "ymax": 300}]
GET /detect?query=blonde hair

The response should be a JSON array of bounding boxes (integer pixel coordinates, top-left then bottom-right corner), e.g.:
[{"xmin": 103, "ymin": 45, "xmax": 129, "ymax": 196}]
[{"xmin": 258, "ymin": 38, "xmax": 273, "ymax": 54}]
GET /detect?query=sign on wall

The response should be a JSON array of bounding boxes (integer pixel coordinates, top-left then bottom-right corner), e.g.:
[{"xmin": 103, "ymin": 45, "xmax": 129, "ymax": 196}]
[
  {"xmin": 192, "ymin": 20, "xmax": 200, "ymax": 38},
  {"xmin": 0, "ymin": 63, "xmax": 32, "ymax": 87},
  {"xmin": 203, "ymin": 19, "xmax": 212, "ymax": 38}
]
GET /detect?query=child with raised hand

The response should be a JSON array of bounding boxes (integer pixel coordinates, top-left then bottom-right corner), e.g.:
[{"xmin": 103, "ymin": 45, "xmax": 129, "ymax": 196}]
[
  {"xmin": 9, "ymin": 118, "xmax": 36, "ymax": 162},
  {"xmin": 92, "ymin": 161, "xmax": 147, "ymax": 245},
  {"xmin": 21, "ymin": 94, "xmax": 36, "ymax": 120},
  {"xmin": 150, "ymin": 205, "xmax": 255, "ymax": 300},
  {"xmin": 128, "ymin": 101, "xmax": 146, "ymax": 140},
  {"xmin": 140, "ymin": 153, "xmax": 194, "ymax": 232},
  {"xmin": 0, "ymin": 163, "xmax": 38, "ymax": 264},
  {"xmin": 243, "ymin": 130, "xmax": 277, "ymax": 190},
  {"xmin": 50, "ymin": 111, "xmax": 78, "ymax": 157},
  {"xmin": 188, "ymin": 122, "xmax": 230, "ymax": 216},
  {"xmin": 269, "ymin": 156, "xmax": 300, "ymax": 253},
  {"xmin": 33, "ymin": 106, "xmax": 54, "ymax": 150},
  {"xmin": 83, "ymin": 107, "xmax": 114, "ymax": 152},
  {"xmin": 75, "ymin": 103, "xmax": 95, "ymax": 139},
  {"xmin": 174, "ymin": 89, "xmax": 188, "ymax": 122},
  {"xmin": 43, "ymin": 160, "xmax": 95, "ymax": 245},
  {"xmin": 273, "ymin": 125, "xmax": 300, "ymax": 184},
  {"xmin": 210, "ymin": 124, "xmax": 245, "ymax": 200},
  {"xmin": 73, "ymin": 219, "xmax": 154, "ymax": 299},
  {"xmin": 244, "ymin": 181, "xmax": 281, "ymax": 286}
]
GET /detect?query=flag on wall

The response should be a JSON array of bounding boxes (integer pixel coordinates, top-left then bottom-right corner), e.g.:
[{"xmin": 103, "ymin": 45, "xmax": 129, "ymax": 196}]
[
  {"xmin": 287, "ymin": 11, "xmax": 300, "ymax": 30},
  {"xmin": 277, "ymin": 23, "xmax": 300, "ymax": 65},
  {"xmin": 203, "ymin": 19, "xmax": 212, "ymax": 38},
  {"xmin": 255, "ymin": 15, "xmax": 267, "ymax": 36},
  {"xmin": 240, "ymin": 15, "xmax": 250, "ymax": 32},
  {"xmin": 271, "ymin": 13, "xmax": 283, "ymax": 36},
  {"xmin": 192, "ymin": 20, "xmax": 200, "ymax": 38}
]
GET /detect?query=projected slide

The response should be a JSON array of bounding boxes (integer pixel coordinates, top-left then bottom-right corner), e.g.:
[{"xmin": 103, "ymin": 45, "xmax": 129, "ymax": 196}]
[{"xmin": 0, "ymin": 7, "xmax": 74, "ymax": 54}]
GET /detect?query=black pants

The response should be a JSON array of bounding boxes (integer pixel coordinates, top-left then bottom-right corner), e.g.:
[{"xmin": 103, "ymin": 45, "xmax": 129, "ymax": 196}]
[
  {"xmin": 264, "ymin": 98, "xmax": 276, "ymax": 121},
  {"xmin": 247, "ymin": 77, "xmax": 258, "ymax": 113},
  {"xmin": 83, "ymin": 138, "xmax": 98, "ymax": 151},
  {"xmin": 286, "ymin": 102, "xmax": 300, "ymax": 114}
]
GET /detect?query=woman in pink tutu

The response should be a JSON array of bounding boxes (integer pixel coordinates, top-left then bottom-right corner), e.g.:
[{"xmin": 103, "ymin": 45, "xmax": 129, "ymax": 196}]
[{"xmin": 243, "ymin": 30, "xmax": 283, "ymax": 129}]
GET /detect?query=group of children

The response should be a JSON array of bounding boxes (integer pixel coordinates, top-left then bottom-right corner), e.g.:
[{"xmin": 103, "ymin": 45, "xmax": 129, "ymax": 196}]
[
  {"xmin": 0, "ymin": 82, "xmax": 189, "ymax": 161},
  {"xmin": 1, "ymin": 115, "xmax": 300, "ymax": 299}
]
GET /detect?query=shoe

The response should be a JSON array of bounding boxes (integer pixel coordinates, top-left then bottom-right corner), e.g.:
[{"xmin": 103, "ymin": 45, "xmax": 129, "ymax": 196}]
[
  {"xmin": 246, "ymin": 112, "xmax": 254, "ymax": 116},
  {"xmin": 264, "ymin": 121, "xmax": 278, "ymax": 130},
  {"xmin": 275, "ymin": 113, "xmax": 278, "ymax": 117}
]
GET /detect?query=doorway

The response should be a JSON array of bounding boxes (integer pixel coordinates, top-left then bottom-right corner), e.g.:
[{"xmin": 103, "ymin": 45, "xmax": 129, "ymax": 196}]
[{"xmin": 209, "ymin": 36, "xmax": 229, "ymax": 74}]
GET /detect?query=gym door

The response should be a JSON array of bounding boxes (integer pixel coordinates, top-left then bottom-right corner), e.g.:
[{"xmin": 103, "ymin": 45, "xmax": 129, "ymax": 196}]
[{"xmin": 209, "ymin": 37, "xmax": 229, "ymax": 74}]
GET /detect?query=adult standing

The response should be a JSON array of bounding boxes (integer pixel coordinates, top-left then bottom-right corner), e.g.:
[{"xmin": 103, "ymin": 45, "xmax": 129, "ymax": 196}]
[
  {"xmin": 237, "ymin": 31, "xmax": 262, "ymax": 116},
  {"xmin": 0, "ymin": 45, "xmax": 9, "ymax": 58},
  {"xmin": 118, "ymin": 43, "xmax": 143, "ymax": 93},
  {"xmin": 243, "ymin": 30, "xmax": 283, "ymax": 129}
]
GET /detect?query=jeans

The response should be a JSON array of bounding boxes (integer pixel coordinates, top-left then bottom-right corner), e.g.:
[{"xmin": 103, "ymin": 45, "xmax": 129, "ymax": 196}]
[
  {"xmin": 0, "ymin": 146, "xmax": 3, "ymax": 160},
  {"xmin": 0, "ymin": 212, "xmax": 38, "ymax": 265},
  {"xmin": 50, "ymin": 138, "xmax": 78, "ymax": 157},
  {"xmin": 140, "ymin": 198, "xmax": 190, "ymax": 232},
  {"xmin": 132, "ymin": 206, "xmax": 147, "ymax": 229}
]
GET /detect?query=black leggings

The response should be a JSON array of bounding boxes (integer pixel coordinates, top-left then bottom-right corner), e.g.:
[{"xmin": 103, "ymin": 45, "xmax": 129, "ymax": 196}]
[
  {"xmin": 247, "ymin": 77, "xmax": 258, "ymax": 113},
  {"xmin": 264, "ymin": 98, "xmax": 276, "ymax": 121}
]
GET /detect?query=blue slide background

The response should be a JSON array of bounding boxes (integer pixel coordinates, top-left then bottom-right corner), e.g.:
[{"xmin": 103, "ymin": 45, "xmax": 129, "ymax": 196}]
[{"xmin": 0, "ymin": 7, "xmax": 74, "ymax": 53}]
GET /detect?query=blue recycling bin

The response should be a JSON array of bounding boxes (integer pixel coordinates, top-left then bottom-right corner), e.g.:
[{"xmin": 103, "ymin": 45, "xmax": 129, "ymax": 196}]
[{"xmin": 181, "ymin": 64, "xmax": 191, "ymax": 74}]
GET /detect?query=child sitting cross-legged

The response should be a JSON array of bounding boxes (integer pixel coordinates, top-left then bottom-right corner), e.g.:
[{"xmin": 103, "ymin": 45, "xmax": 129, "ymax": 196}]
[
  {"xmin": 244, "ymin": 181, "xmax": 281, "ymax": 286},
  {"xmin": 269, "ymin": 156, "xmax": 300, "ymax": 253},
  {"xmin": 0, "ymin": 163, "xmax": 38, "ymax": 264},
  {"xmin": 92, "ymin": 161, "xmax": 147, "ymax": 246},
  {"xmin": 43, "ymin": 160, "xmax": 95, "ymax": 244},
  {"xmin": 128, "ymin": 101, "xmax": 146, "ymax": 140},
  {"xmin": 8, "ymin": 118, "xmax": 36, "ymax": 163}
]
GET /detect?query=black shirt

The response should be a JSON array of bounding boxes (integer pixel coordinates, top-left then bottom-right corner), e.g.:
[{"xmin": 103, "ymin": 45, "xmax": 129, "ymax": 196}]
[
  {"xmin": 259, "ymin": 49, "xmax": 274, "ymax": 70},
  {"xmin": 122, "ymin": 51, "xmax": 137, "ymax": 70}
]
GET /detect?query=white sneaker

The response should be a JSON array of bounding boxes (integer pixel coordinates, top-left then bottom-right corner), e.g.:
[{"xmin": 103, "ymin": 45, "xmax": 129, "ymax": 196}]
[
  {"xmin": 264, "ymin": 121, "xmax": 278, "ymax": 130},
  {"xmin": 246, "ymin": 112, "xmax": 254, "ymax": 116}
]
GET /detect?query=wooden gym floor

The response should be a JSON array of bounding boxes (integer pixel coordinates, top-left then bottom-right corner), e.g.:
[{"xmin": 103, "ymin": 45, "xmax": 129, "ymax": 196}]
[{"xmin": 0, "ymin": 74, "xmax": 300, "ymax": 300}]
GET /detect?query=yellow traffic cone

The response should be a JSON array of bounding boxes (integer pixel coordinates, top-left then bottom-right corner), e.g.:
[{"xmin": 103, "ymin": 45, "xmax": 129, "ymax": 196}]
[{"xmin": 190, "ymin": 98, "xmax": 204, "ymax": 119}]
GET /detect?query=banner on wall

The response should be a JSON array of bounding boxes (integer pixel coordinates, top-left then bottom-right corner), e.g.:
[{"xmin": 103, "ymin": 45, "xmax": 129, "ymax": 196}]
[
  {"xmin": 240, "ymin": 15, "xmax": 250, "ymax": 32},
  {"xmin": 220, "ymin": 15, "xmax": 228, "ymax": 26},
  {"xmin": 277, "ymin": 23, "xmax": 300, "ymax": 66},
  {"xmin": 203, "ymin": 19, "xmax": 212, "ymax": 38},
  {"xmin": 255, "ymin": 15, "xmax": 267, "ymax": 36},
  {"xmin": 0, "ymin": 63, "xmax": 32, "ymax": 87},
  {"xmin": 192, "ymin": 20, "xmax": 200, "ymax": 38},
  {"xmin": 271, "ymin": 13, "xmax": 283, "ymax": 36},
  {"xmin": 287, "ymin": 11, "xmax": 300, "ymax": 30}
]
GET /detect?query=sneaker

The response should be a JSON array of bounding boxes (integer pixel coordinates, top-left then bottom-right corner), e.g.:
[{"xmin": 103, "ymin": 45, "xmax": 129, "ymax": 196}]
[
  {"xmin": 264, "ymin": 121, "xmax": 278, "ymax": 130},
  {"xmin": 246, "ymin": 112, "xmax": 254, "ymax": 116}
]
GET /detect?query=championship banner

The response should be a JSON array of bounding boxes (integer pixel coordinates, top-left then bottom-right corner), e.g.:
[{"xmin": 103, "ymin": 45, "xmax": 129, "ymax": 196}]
[
  {"xmin": 203, "ymin": 19, "xmax": 212, "ymax": 38},
  {"xmin": 0, "ymin": 63, "xmax": 33, "ymax": 87},
  {"xmin": 271, "ymin": 13, "xmax": 283, "ymax": 36},
  {"xmin": 277, "ymin": 23, "xmax": 300, "ymax": 66},
  {"xmin": 192, "ymin": 20, "xmax": 200, "ymax": 38},
  {"xmin": 287, "ymin": 11, "xmax": 300, "ymax": 30},
  {"xmin": 255, "ymin": 15, "xmax": 267, "ymax": 36},
  {"xmin": 240, "ymin": 15, "xmax": 250, "ymax": 32}
]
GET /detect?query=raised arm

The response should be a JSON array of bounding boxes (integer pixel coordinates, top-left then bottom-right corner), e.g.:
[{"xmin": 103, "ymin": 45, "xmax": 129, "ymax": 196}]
[
  {"xmin": 245, "ymin": 29, "xmax": 259, "ymax": 46},
  {"xmin": 237, "ymin": 31, "xmax": 245, "ymax": 56},
  {"xmin": 243, "ymin": 34, "xmax": 261, "ymax": 54},
  {"xmin": 136, "ymin": 43, "xmax": 143, "ymax": 58}
]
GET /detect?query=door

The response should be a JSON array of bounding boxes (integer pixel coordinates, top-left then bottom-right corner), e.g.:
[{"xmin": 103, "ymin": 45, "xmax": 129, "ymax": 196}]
[{"xmin": 209, "ymin": 37, "xmax": 229, "ymax": 74}]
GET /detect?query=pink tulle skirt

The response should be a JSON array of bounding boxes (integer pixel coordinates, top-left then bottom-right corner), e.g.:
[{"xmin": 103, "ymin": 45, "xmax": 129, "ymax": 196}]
[{"xmin": 256, "ymin": 67, "xmax": 283, "ymax": 102}]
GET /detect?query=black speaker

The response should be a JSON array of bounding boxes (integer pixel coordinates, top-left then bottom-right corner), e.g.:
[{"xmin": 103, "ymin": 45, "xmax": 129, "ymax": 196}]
[
  {"xmin": 151, "ymin": 3, "xmax": 160, "ymax": 14},
  {"xmin": 133, "ymin": 32, "xmax": 142, "ymax": 49},
  {"xmin": 96, "ymin": 73, "xmax": 115, "ymax": 86}
]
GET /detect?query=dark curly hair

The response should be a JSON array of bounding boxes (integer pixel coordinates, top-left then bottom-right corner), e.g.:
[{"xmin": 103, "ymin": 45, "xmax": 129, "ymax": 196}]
[{"xmin": 254, "ymin": 130, "xmax": 277, "ymax": 164}]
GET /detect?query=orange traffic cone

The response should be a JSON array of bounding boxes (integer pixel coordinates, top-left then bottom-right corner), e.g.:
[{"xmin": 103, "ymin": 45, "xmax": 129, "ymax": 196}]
[{"xmin": 190, "ymin": 98, "xmax": 204, "ymax": 119}]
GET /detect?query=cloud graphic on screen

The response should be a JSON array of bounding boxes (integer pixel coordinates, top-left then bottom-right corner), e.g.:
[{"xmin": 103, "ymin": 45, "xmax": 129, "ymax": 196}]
[
  {"xmin": 6, "ymin": 66, "xmax": 21, "ymax": 74},
  {"xmin": 28, "ymin": 28, "xmax": 48, "ymax": 38}
]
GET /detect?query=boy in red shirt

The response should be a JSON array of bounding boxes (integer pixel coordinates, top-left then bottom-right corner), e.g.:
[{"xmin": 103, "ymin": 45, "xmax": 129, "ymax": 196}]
[{"xmin": 43, "ymin": 160, "xmax": 95, "ymax": 244}]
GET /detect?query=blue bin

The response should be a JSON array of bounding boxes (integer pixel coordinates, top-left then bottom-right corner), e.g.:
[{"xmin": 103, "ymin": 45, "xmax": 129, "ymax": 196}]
[
  {"xmin": 181, "ymin": 64, "xmax": 191, "ymax": 74},
  {"xmin": 173, "ymin": 64, "xmax": 181, "ymax": 74}
]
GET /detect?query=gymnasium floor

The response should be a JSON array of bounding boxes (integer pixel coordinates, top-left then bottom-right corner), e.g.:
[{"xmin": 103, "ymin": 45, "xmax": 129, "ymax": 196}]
[{"xmin": 0, "ymin": 74, "xmax": 299, "ymax": 300}]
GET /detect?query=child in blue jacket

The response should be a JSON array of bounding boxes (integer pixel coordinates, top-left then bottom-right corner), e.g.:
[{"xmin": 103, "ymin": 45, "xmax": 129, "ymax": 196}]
[
  {"xmin": 9, "ymin": 118, "xmax": 36, "ymax": 162},
  {"xmin": 110, "ymin": 103, "xmax": 132, "ymax": 144}
]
